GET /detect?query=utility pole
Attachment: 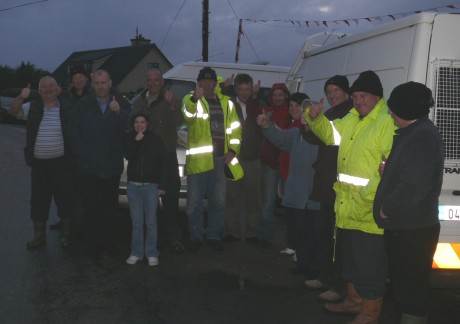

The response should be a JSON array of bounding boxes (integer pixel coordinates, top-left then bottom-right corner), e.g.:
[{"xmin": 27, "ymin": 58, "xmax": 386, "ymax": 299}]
[
  {"xmin": 234, "ymin": 19, "xmax": 243, "ymax": 64},
  {"xmin": 202, "ymin": 0, "xmax": 209, "ymax": 62}
]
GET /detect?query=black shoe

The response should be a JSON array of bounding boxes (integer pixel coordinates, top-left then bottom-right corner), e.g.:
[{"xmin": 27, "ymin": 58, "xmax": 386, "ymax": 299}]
[
  {"xmin": 207, "ymin": 239, "xmax": 224, "ymax": 251},
  {"xmin": 170, "ymin": 240, "xmax": 185, "ymax": 253},
  {"xmin": 222, "ymin": 235, "xmax": 239, "ymax": 243},
  {"xmin": 187, "ymin": 240, "xmax": 202, "ymax": 252}
]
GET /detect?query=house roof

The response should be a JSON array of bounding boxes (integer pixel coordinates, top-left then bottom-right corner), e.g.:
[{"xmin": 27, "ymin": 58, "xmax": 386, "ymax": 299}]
[{"xmin": 52, "ymin": 44, "xmax": 172, "ymax": 86}]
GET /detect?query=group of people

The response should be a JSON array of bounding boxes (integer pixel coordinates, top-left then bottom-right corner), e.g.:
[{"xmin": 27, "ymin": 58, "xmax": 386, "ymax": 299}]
[
  {"xmin": 302, "ymin": 71, "xmax": 443, "ymax": 324},
  {"xmin": 181, "ymin": 67, "xmax": 443, "ymax": 324},
  {"xmin": 9, "ymin": 65, "xmax": 443, "ymax": 324}
]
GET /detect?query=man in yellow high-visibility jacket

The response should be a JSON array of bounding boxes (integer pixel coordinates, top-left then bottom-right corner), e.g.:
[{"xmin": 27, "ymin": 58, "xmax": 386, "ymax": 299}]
[
  {"xmin": 305, "ymin": 70, "xmax": 397, "ymax": 324},
  {"xmin": 182, "ymin": 67, "xmax": 242, "ymax": 252}
]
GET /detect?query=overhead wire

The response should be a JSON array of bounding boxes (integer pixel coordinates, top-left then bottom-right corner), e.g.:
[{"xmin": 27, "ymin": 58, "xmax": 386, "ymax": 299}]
[
  {"xmin": 0, "ymin": 0, "xmax": 48, "ymax": 12},
  {"xmin": 160, "ymin": 0, "xmax": 188, "ymax": 49}
]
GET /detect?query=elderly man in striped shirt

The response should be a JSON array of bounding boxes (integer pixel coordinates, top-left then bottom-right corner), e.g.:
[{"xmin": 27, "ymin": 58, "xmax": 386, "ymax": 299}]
[{"xmin": 8, "ymin": 76, "xmax": 75, "ymax": 249}]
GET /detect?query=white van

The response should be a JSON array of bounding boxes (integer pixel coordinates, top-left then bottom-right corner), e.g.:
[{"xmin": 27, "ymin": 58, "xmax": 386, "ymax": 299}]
[
  {"xmin": 286, "ymin": 12, "xmax": 460, "ymax": 286},
  {"xmin": 163, "ymin": 61, "xmax": 290, "ymax": 103}
]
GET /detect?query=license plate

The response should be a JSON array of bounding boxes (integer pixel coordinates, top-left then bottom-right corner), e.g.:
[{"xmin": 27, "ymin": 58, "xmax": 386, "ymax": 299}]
[{"xmin": 438, "ymin": 205, "xmax": 460, "ymax": 221}]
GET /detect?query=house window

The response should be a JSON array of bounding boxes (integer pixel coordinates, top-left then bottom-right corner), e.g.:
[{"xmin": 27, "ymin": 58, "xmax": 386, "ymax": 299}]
[{"xmin": 146, "ymin": 62, "xmax": 159, "ymax": 70}]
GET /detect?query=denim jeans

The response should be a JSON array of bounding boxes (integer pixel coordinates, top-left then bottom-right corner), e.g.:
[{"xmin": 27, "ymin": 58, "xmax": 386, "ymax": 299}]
[
  {"xmin": 186, "ymin": 157, "xmax": 226, "ymax": 241},
  {"xmin": 258, "ymin": 164, "xmax": 279, "ymax": 241},
  {"xmin": 127, "ymin": 182, "xmax": 159, "ymax": 258}
]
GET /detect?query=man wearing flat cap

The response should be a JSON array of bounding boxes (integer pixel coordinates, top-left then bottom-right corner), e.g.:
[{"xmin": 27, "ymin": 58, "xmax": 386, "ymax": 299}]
[
  {"xmin": 305, "ymin": 70, "xmax": 397, "ymax": 323},
  {"xmin": 374, "ymin": 82, "xmax": 443, "ymax": 324},
  {"xmin": 182, "ymin": 67, "xmax": 242, "ymax": 252}
]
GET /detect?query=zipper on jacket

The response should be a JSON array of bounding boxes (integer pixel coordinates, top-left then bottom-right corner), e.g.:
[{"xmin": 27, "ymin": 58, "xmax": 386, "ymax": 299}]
[{"xmin": 140, "ymin": 141, "xmax": 144, "ymax": 179}]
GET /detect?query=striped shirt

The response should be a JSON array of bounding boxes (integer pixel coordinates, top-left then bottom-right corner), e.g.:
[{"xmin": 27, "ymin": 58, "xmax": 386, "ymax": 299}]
[
  {"xmin": 207, "ymin": 97, "xmax": 225, "ymax": 157},
  {"xmin": 22, "ymin": 102, "xmax": 64, "ymax": 159}
]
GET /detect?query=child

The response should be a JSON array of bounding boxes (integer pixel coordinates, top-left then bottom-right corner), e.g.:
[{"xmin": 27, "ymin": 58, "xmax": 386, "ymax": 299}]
[{"xmin": 124, "ymin": 110, "xmax": 168, "ymax": 266}]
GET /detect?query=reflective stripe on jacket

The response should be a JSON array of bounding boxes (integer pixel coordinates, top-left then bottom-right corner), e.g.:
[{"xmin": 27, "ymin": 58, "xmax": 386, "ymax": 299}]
[
  {"xmin": 182, "ymin": 92, "xmax": 242, "ymax": 175},
  {"xmin": 305, "ymin": 98, "xmax": 397, "ymax": 234}
]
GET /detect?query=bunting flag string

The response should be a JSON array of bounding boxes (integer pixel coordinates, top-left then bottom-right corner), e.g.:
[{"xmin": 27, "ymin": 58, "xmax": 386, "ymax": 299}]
[{"xmin": 242, "ymin": 4, "xmax": 458, "ymax": 28}]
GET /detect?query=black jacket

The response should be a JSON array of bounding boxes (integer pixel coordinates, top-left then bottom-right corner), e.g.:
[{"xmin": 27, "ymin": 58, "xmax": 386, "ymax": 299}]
[
  {"xmin": 71, "ymin": 89, "xmax": 130, "ymax": 178},
  {"xmin": 373, "ymin": 117, "xmax": 444, "ymax": 230},
  {"xmin": 124, "ymin": 130, "xmax": 168, "ymax": 189}
]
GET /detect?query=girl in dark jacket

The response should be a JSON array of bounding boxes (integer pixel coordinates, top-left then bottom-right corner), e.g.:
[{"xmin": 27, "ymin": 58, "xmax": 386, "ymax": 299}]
[{"xmin": 124, "ymin": 110, "xmax": 168, "ymax": 266}]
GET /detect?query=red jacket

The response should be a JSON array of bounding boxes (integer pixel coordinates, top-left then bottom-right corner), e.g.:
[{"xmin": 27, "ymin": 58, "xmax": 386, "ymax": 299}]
[{"xmin": 260, "ymin": 103, "xmax": 290, "ymax": 169}]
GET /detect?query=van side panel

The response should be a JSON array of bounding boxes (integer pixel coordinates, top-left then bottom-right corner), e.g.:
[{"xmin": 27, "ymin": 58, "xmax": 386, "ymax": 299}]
[
  {"xmin": 164, "ymin": 62, "xmax": 290, "ymax": 88},
  {"xmin": 428, "ymin": 15, "xmax": 460, "ymax": 250},
  {"xmin": 295, "ymin": 24, "xmax": 421, "ymax": 103}
]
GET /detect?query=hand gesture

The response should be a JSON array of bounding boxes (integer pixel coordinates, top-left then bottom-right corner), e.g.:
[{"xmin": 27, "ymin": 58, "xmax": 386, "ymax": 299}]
[
  {"xmin": 135, "ymin": 132, "xmax": 144, "ymax": 141},
  {"xmin": 193, "ymin": 87, "xmax": 204, "ymax": 101},
  {"xmin": 223, "ymin": 151, "xmax": 235, "ymax": 165},
  {"xmin": 19, "ymin": 84, "xmax": 31, "ymax": 100},
  {"xmin": 379, "ymin": 207, "xmax": 388, "ymax": 219},
  {"xmin": 157, "ymin": 189, "xmax": 166, "ymax": 196},
  {"xmin": 378, "ymin": 155, "xmax": 387, "ymax": 177},
  {"xmin": 308, "ymin": 98, "xmax": 324, "ymax": 120},
  {"xmin": 223, "ymin": 74, "xmax": 235, "ymax": 88},
  {"xmin": 256, "ymin": 108, "xmax": 270, "ymax": 128},
  {"xmin": 109, "ymin": 96, "xmax": 120, "ymax": 113}
]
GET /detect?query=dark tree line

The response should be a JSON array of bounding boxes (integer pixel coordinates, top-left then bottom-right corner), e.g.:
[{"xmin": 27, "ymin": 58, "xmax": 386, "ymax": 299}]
[{"xmin": 0, "ymin": 61, "xmax": 49, "ymax": 96}]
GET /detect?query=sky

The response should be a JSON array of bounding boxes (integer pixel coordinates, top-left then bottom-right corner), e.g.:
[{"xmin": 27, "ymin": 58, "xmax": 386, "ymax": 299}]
[{"xmin": 0, "ymin": 0, "xmax": 458, "ymax": 72}]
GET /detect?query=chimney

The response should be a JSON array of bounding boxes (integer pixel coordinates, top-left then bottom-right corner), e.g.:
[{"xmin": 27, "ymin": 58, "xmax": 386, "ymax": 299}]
[{"xmin": 131, "ymin": 27, "xmax": 151, "ymax": 46}]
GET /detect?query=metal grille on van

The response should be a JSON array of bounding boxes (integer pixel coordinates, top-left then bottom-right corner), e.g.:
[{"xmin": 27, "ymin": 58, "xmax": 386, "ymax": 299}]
[{"xmin": 433, "ymin": 59, "xmax": 460, "ymax": 161}]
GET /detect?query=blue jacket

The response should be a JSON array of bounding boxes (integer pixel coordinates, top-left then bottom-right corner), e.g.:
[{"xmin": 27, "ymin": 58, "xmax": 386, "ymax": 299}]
[
  {"xmin": 262, "ymin": 123, "xmax": 319, "ymax": 210},
  {"xmin": 71, "ymin": 89, "xmax": 130, "ymax": 178}
]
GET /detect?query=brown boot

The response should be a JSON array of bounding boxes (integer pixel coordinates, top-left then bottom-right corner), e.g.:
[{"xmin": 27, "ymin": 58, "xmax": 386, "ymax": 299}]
[
  {"xmin": 324, "ymin": 283, "xmax": 363, "ymax": 314},
  {"xmin": 26, "ymin": 221, "xmax": 46, "ymax": 249},
  {"xmin": 348, "ymin": 297, "xmax": 383, "ymax": 324}
]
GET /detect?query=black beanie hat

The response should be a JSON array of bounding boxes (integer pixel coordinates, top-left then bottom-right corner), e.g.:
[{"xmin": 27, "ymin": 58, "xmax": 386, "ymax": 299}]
[
  {"xmin": 289, "ymin": 92, "xmax": 310, "ymax": 105},
  {"xmin": 197, "ymin": 67, "xmax": 217, "ymax": 81},
  {"xmin": 69, "ymin": 65, "xmax": 89, "ymax": 79},
  {"xmin": 324, "ymin": 75, "xmax": 350, "ymax": 95},
  {"xmin": 387, "ymin": 82, "xmax": 433, "ymax": 120},
  {"xmin": 349, "ymin": 70, "xmax": 383, "ymax": 98}
]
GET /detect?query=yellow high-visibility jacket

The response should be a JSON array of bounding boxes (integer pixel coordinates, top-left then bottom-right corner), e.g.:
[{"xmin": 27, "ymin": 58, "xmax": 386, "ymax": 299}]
[
  {"xmin": 305, "ymin": 98, "xmax": 397, "ymax": 234},
  {"xmin": 182, "ymin": 92, "xmax": 242, "ymax": 176}
]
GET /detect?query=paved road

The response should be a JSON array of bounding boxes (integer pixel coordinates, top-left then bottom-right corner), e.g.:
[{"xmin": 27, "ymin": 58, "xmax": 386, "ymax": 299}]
[{"xmin": 0, "ymin": 123, "xmax": 459, "ymax": 323}]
